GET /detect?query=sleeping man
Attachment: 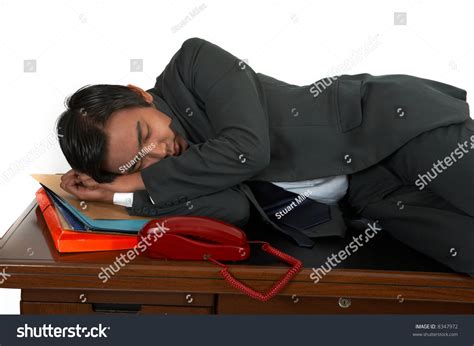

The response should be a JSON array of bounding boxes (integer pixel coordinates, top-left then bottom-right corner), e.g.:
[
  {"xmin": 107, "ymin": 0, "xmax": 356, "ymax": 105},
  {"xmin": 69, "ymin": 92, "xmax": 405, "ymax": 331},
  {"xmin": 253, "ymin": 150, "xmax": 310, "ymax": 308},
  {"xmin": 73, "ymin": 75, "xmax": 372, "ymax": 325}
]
[{"xmin": 56, "ymin": 37, "xmax": 474, "ymax": 276}]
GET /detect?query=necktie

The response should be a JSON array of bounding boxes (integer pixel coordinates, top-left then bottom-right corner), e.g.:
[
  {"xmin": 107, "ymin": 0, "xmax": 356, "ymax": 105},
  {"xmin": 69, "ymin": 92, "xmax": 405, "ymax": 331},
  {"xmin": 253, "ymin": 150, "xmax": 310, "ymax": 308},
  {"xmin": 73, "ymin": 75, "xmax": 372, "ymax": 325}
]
[{"xmin": 245, "ymin": 181, "xmax": 331, "ymax": 247}]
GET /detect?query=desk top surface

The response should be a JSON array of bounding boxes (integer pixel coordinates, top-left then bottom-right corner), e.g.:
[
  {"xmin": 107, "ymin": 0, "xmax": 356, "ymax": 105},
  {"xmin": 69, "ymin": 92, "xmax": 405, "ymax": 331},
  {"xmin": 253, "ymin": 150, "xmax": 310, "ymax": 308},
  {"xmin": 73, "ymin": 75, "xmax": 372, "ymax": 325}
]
[
  {"xmin": 0, "ymin": 199, "xmax": 472, "ymax": 301},
  {"xmin": 0, "ymin": 199, "xmax": 451, "ymax": 270}
]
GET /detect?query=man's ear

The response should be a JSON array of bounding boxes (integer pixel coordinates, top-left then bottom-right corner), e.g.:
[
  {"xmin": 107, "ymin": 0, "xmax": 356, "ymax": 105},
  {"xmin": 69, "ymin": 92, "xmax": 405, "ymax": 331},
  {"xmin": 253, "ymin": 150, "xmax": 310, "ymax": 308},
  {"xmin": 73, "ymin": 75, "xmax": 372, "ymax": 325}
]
[
  {"xmin": 127, "ymin": 84, "xmax": 154, "ymax": 105},
  {"xmin": 127, "ymin": 83, "xmax": 142, "ymax": 95}
]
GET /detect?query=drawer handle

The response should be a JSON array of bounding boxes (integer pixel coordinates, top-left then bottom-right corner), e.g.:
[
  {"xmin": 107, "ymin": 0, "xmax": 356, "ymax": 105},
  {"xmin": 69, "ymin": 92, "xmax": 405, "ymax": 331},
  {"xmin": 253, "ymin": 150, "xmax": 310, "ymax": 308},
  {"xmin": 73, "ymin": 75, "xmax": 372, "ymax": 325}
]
[{"xmin": 92, "ymin": 303, "xmax": 141, "ymax": 314}]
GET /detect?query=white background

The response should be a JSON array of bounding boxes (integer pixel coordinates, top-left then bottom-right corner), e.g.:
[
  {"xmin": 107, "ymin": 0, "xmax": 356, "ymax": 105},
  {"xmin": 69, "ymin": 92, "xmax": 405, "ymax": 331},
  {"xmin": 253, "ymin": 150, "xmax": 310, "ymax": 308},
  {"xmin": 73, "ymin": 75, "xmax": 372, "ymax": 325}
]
[{"xmin": 1, "ymin": 0, "xmax": 473, "ymax": 314}]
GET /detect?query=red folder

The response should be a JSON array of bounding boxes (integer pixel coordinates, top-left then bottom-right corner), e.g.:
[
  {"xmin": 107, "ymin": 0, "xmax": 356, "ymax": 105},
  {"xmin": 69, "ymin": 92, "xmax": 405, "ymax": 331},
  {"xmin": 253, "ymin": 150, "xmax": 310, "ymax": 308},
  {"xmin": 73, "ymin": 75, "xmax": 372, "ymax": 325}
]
[{"xmin": 35, "ymin": 187, "xmax": 137, "ymax": 253}]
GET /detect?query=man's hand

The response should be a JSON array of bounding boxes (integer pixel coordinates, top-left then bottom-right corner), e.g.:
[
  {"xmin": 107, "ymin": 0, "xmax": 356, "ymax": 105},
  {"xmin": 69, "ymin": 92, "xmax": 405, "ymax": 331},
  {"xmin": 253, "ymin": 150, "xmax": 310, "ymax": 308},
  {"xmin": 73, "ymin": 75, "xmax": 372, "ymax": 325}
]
[
  {"xmin": 60, "ymin": 170, "xmax": 114, "ymax": 203},
  {"xmin": 60, "ymin": 169, "xmax": 145, "ymax": 203},
  {"xmin": 72, "ymin": 171, "xmax": 145, "ymax": 192}
]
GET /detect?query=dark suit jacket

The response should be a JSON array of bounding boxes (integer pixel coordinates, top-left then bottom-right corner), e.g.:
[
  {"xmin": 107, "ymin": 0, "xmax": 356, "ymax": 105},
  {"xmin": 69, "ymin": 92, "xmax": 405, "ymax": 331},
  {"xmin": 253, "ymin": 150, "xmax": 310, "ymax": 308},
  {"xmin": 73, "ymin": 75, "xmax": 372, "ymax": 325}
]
[{"xmin": 126, "ymin": 37, "xmax": 470, "ymax": 240}]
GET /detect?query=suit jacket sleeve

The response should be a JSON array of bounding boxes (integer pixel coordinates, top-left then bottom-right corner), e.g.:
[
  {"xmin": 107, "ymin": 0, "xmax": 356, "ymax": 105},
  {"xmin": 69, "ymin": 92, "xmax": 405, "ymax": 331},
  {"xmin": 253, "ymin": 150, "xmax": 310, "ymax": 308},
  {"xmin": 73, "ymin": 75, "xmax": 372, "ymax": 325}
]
[
  {"xmin": 140, "ymin": 37, "xmax": 271, "ymax": 206},
  {"xmin": 128, "ymin": 185, "xmax": 251, "ymax": 227}
]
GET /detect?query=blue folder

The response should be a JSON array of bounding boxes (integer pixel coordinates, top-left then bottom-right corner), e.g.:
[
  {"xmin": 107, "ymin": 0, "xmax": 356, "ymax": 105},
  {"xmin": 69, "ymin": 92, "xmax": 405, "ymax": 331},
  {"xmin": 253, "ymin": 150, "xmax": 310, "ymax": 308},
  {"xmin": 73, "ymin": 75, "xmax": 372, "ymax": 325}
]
[
  {"xmin": 47, "ymin": 190, "xmax": 86, "ymax": 230},
  {"xmin": 40, "ymin": 184, "xmax": 150, "ymax": 234}
]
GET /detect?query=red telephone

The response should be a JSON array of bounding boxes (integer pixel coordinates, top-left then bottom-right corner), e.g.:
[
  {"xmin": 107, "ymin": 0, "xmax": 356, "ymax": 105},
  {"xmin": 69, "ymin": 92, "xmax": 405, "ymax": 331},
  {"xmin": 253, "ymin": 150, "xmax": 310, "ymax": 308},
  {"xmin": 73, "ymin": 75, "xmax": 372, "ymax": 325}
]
[
  {"xmin": 138, "ymin": 216, "xmax": 303, "ymax": 302},
  {"xmin": 138, "ymin": 216, "xmax": 250, "ymax": 261}
]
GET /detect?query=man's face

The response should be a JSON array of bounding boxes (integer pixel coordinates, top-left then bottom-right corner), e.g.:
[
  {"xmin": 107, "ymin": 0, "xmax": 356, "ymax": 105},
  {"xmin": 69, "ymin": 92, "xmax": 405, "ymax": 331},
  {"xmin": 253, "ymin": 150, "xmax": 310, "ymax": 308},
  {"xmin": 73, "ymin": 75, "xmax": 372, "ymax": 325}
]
[{"xmin": 102, "ymin": 97, "xmax": 189, "ymax": 175}]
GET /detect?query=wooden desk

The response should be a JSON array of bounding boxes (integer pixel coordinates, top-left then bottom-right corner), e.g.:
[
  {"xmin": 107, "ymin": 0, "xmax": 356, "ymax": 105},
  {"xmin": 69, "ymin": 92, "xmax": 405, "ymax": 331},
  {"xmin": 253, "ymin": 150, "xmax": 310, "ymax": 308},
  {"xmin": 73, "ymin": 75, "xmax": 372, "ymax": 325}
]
[{"xmin": 0, "ymin": 200, "xmax": 473, "ymax": 314}]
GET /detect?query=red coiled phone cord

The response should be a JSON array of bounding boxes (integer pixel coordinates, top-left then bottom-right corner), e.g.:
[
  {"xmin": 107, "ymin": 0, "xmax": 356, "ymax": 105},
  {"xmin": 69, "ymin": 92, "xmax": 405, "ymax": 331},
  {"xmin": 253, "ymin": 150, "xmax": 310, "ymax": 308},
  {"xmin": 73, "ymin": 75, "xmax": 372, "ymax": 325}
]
[{"xmin": 207, "ymin": 241, "xmax": 303, "ymax": 302}]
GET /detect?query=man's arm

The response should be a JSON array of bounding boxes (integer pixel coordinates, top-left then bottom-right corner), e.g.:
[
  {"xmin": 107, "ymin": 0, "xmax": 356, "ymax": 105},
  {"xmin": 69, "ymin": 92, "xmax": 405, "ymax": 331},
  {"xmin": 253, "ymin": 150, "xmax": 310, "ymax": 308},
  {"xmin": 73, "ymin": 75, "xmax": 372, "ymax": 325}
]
[
  {"xmin": 140, "ymin": 38, "xmax": 271, "ymax": 207},
  {"xmin": 61, "ymin": 171, "xmax": 250, "ymax": 226},
  {"xmin": 127, "ymin": 185, "xmax": 251, "ymax": 227}
]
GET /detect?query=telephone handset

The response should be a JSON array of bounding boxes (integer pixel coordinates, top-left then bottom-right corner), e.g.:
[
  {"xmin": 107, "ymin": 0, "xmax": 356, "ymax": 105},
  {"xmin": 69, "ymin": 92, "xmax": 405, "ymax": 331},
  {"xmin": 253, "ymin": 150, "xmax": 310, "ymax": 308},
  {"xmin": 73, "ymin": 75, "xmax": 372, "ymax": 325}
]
[
  {"xmin": 139, "ymin": 216, "xmax": 250, "ymax": 261},
  {"xmin": 138, "ymin": 216, "xmax": 303, "ymax": 301}
]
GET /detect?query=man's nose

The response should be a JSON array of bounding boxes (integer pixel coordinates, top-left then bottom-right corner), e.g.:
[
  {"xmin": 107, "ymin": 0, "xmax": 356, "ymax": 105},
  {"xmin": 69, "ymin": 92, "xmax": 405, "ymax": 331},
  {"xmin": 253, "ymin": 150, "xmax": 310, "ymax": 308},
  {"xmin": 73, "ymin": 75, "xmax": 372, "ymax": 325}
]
[
  {"xmin": 148, "ymin": 142, "xmax": 168, "ymax": 158},
  {"xmin": 140, "ymin": 143, "xmax": 167, "ymax": 169}
]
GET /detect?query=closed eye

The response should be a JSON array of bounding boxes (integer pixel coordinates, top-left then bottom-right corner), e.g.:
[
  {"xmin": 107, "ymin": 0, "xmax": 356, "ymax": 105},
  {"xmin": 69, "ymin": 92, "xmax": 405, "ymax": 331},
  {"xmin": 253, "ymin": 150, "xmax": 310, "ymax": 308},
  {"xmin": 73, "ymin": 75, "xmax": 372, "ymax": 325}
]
[
  {"xmin": 145, "ymin": 123, "xmax": 151, "ymax": 141},
  {"xmin": 130, "ymin": 124, "xmax": 151, "ymax": 173}
]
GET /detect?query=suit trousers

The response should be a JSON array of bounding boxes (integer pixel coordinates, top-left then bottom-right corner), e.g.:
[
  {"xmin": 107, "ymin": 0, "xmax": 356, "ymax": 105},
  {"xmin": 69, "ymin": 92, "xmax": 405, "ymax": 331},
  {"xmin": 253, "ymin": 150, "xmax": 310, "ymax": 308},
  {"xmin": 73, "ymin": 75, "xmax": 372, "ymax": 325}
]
[{"xmin": 341, "ymin": 119, "xmax": 474, "ymax": 276}]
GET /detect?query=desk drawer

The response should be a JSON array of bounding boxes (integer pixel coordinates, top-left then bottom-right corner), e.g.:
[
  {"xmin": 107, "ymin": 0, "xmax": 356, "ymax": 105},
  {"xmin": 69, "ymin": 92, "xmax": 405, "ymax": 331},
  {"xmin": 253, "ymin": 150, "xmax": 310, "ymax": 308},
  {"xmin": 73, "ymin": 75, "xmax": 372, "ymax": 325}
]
[
  {"xmin": 21, "ymin": 302, "xmax": 212, "ymax": 314},
  {"xmin": 217, "ymin": 294, "xmax": 474, "ymax": 314},
  {"xmin": 21, "ymin": 289, "xmax": 215, "ymax": 315},
  {"xmin": 22, "ymin": 289, "xmax": 214, "ymax": 307}
]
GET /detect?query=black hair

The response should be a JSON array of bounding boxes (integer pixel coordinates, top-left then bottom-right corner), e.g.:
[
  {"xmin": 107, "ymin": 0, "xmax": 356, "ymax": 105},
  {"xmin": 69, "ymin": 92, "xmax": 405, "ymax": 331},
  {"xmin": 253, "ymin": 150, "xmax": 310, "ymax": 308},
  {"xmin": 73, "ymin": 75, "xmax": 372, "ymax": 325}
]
[{"xmin": 56, "ymin": 84, "xmax": 152, "ymax": 183}]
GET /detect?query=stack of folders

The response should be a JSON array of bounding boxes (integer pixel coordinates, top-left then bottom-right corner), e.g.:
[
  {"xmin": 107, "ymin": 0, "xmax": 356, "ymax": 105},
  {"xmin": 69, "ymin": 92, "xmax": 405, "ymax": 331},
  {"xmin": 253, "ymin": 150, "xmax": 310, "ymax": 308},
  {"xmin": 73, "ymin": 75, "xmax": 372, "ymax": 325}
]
[{"xmin": 32, "ymin": 174, "xmax": 152, "ymax": 253}]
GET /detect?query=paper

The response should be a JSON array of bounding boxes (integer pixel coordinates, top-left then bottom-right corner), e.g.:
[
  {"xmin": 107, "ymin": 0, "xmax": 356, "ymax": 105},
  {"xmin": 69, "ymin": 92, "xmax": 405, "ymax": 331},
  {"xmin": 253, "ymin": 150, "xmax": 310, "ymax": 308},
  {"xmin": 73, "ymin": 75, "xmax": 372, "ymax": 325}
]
[{"xmin": 31, "ymin": 174, "xmax": 148, "ymax": 221}]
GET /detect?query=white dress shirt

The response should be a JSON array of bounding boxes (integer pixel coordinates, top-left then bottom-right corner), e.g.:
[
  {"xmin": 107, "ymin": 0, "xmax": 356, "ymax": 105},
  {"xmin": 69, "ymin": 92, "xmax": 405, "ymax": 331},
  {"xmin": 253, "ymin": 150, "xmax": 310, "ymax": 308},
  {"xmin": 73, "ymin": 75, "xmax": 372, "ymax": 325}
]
[
  {"xmin": 112, "ymin": 175, "xmax": 348, "ymax": 208},
  {"xmin": 272, "ymin": 175, "xmax": 348, "ymax": 205},
  {"xmin": 113, "ymin": 192, "xmax": 135, "ymax": 207}
]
